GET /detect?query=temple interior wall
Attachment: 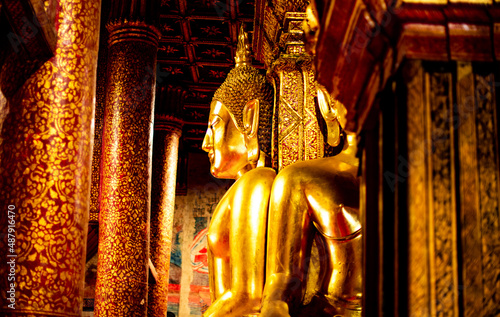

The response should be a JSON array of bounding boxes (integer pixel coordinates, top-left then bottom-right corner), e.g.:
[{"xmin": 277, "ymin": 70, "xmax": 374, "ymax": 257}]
[{"xmin": 362, "ymin": 59, "xmax": 500, "ymax": 316}]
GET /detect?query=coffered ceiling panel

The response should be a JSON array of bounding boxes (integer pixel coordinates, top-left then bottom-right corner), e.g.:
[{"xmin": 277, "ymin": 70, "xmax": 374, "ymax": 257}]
[{"xmin": 194, "ymin": 44, "xmax": 233, "ymax": 62}]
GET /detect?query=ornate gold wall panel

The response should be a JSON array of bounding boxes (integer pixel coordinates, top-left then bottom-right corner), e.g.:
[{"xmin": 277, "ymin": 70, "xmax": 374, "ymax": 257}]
[
  {"xmin": 404, "ymin": 64, "xmax": 460, "ymax": 316},
  {"xmin": 456, "ymin": 62, "xmax": 482, "ymax": 317},
  {"xmin": 94, "ymin": 20, "xmax": 160, "ymax": 317},
  {"xmin": 399, "ymin": 60, "xmax": 500, "ymax": 316},
  {"xmin": 425, "ymin": 70, "xmax": 459, "ymax": 317},
  {"xmin": 0, "ymin": 0, "xmax": 101, "ymax": 315},
  {"xmin": 402, "ymin": 60, "xmax": 431, "ymax": 316},
  {"xmin": 470, "ymin": 69, "xmax": 500, "ymax": 315},
  {"xmin": 454, "ymin": 62, "xmax": 500, "ymax": 316},
  {"xmin": 148, "ymin": 115, "xmax": 182, "ymax": 317}
]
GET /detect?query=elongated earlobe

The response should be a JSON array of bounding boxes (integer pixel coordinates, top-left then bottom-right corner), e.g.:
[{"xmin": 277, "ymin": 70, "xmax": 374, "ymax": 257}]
[
  {"xmin": 243, "ymin": 99, "xmax": 260, "ymax": 165},
  {"xmin": 317, "ymin": 87, "xmax": 342, "ymax": 147},
  {"xmin": 243, "ymin": 99, "xmax": 259, "ymax": 137}
]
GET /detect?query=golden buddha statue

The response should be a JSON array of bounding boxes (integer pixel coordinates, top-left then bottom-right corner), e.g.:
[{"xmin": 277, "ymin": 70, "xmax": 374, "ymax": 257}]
[
  {"xmin": 201, "ymin": 27, "xmax": 275, "ymax": 317},
  {"xmin": 202, "ymin": 25, "xmax": 361, "ymax": 317},
  {"xmin": 260, "ymin": 97, "xmax": 361, "ymax": 317}
]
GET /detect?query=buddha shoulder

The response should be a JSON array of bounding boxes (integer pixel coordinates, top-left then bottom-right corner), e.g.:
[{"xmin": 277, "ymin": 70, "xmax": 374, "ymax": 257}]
[
  {"xmin": 231, "ymin": 167, "xmax": 276, "ymax": 199},
  {"xmin": 238, "ymin": 166, "xmax": 276, "ymax": 187}
]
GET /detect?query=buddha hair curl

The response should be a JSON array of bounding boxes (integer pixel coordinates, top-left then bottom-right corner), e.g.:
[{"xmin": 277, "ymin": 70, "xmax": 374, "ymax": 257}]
[{"xmin": 212, "ymin": 65, "xmax": 273, "ymax": 156}]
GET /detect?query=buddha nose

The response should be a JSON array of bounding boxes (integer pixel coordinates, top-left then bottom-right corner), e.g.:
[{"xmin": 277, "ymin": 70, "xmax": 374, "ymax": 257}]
[{"xmin": 202, "ymin": 130, "xmax": 211, "ymax": 152}]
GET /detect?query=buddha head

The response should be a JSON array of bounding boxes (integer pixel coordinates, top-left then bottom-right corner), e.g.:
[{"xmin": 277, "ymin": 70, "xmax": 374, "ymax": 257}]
[{"xmin": 202, "ymin": 25, "xmax": 273, "ymax": 179}]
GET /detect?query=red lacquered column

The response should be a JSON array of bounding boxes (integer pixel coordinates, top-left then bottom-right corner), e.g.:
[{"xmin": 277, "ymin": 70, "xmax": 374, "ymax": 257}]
[
  {"xmin": 148, "ymin": 112, "xmax": 183, "ymax": 317},
  {"xmin": 0, "ymin": 0, "xmax": 101, "ymax": 315},
  {"xmin": 94, "ymin": 1, "xmax": 161, "ymax": 316}
]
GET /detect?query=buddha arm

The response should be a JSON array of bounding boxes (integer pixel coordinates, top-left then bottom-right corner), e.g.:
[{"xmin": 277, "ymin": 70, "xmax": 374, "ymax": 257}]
[
  {"xmin": 261, "ymin": 157, "xmax": 360, "ymax": 317},
  {"xmin": 203, "ymin": 167, "xmax": 276, "ymax": 317},
  {"xmin": 207, "ymin": 193, "xmax": 231, "ymax": 302}
]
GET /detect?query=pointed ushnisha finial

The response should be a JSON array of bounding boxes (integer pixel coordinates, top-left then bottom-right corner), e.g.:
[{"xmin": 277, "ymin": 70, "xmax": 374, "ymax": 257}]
[{"xmin": 234, "ymin": 24, "xmax": 252, "ymax": 67}]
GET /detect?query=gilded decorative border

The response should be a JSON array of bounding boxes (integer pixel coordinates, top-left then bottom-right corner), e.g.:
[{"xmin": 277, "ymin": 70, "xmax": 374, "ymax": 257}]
[
  {"xmin": 474, "ymin": 71, "xmax": 500, "ymax": 315},
  {"xmin": 403, "ymin": 60, "xmax": 431, "ymax": 316},
  {"xmin": 426, "ymin": 69, "xmax": 459, "ymax": 316}
]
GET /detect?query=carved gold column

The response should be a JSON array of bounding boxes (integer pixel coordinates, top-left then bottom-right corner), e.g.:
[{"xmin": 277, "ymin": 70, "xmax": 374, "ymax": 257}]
[
  {"xmin": 0, "ymin": 0, "xmax": 101, "ymax": 315},
  {"xmin": 94, "ymin": 1, "xmax": 161, "ymax": 316},
  {"xmin": 268, "ymin": 13, "xmax": 325, "ymax": 170},
  {"xmin": 148, "ymin": 104, "xmax": 183, "ymax": 316}
]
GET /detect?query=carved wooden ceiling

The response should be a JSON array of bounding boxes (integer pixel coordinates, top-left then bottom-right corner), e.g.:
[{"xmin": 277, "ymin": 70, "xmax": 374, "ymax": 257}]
[{"xmin": 156, "ymin": 0, "xmax": 263, "ymax": 152}]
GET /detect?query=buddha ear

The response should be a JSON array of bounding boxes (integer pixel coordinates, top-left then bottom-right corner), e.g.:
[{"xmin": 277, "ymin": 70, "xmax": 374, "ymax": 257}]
[
  {"xmin": 243, "ymin": 99, "xmax": 260, "ymax": 166},
  {"xmin": 243, "ymin": 99, "xmax": 260, "ymax": 137}
]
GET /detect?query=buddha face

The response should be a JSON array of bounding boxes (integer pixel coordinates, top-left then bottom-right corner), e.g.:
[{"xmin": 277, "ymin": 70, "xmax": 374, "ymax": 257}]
[{"xmin": 202, "ymin": 100, "xmax": 252, "ymax": 179}]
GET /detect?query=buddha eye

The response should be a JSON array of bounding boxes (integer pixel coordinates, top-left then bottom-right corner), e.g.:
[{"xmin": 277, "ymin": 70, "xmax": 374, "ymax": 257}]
[{"xmin": 210, "ymin": 117, "xmax": 221, "ymax": 129}]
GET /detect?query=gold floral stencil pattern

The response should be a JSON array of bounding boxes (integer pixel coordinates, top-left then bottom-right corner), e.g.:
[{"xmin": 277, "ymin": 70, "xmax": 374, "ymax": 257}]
[
  {"xmin": 94, "ymin": 32, "xmax": 158, "ymax": 317},
  {"xmin": 0, "ymin": 0, "xmax": 101, "ymax": 315}
]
